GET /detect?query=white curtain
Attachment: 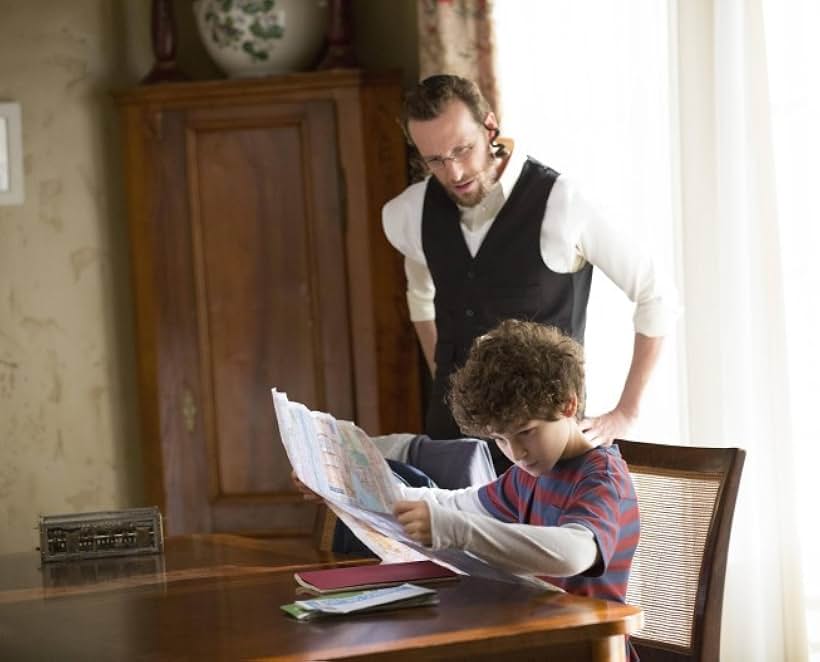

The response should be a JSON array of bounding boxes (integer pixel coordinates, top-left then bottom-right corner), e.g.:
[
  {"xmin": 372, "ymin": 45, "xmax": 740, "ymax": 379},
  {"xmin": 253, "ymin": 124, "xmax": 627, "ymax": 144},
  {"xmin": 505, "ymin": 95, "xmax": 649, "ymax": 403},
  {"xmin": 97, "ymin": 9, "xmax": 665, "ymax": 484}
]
[
  {"xmin": 494, "ymin": 0, "xmax": 818, "ymax": 659},
  {"xmin": 679, "ymin": 0, "xmax": 813, "ymax": 659},
  {"xmin": 763, "ymin": 0, "xmax": 820, "ymax": 655}
]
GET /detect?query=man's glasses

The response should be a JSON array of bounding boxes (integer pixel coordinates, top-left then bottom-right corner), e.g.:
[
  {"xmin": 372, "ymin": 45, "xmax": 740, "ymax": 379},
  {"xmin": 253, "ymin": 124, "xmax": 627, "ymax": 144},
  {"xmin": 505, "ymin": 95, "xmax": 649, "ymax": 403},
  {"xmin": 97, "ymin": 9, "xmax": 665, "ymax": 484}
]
[{"xmin": 422, "ymin": 142, "xmax": 476, "ymax": 171}]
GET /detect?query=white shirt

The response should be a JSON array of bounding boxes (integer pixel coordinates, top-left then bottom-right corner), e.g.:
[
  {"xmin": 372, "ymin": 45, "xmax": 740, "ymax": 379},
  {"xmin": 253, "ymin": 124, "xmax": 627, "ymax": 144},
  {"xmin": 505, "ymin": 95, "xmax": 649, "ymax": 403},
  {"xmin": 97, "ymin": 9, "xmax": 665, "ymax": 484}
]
[
  {"xmin": 373, "ymin": 434, "xmax": 598, "ymax": 578},
  {"xmin": 399, "ymin": 482, "xmax": 598, "ymax": 577},
  {"xmin": 382, "ymin": 145, "xmax": 679, "ymax": 337}
]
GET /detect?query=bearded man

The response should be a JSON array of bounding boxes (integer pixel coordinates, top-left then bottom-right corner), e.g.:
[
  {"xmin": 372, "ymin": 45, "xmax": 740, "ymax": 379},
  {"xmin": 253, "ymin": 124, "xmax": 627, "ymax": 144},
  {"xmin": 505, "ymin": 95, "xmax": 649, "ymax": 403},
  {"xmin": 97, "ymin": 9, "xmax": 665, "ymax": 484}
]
[{"xmin": 382, "ymin": 74, "xmax": 678, "ymax": 473}]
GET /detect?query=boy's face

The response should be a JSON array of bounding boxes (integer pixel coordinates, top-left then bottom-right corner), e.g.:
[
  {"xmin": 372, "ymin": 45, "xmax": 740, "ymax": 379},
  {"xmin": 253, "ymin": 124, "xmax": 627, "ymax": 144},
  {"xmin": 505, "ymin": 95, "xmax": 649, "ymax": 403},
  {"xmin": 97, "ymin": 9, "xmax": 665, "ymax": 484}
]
[
  {"xmin": 490, "ymin": 417, "xmax": 574, "ymax": 477},
  {"xmin": 407, "ymin": 99, "xmax": 499, "ymax": 208}
]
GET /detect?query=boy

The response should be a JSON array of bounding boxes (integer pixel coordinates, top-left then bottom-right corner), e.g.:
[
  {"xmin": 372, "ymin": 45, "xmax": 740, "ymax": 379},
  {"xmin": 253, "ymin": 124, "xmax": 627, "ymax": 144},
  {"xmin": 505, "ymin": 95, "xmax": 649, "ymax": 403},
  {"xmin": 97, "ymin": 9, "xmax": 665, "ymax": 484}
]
[
  {"xmin": 292, "ymin": 320, "xmax": 639, "ymax": 658},
  {"xmin": 393, "ymin": 319, "xmax": 640, "ymax": 605}
]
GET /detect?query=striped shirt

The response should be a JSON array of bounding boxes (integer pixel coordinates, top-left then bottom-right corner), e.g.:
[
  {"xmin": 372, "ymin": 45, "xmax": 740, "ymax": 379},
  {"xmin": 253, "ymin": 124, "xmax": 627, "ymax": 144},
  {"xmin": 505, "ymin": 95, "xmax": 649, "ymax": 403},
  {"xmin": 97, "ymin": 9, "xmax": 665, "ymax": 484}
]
[{"xmin": 478, "ymin": 444, "xmax": 639, "ymax": 603}]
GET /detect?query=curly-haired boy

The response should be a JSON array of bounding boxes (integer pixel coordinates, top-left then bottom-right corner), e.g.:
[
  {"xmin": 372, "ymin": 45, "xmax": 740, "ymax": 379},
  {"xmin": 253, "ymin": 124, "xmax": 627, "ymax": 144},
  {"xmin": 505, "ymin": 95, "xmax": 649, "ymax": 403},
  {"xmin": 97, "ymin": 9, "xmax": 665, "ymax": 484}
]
[{"xmin": 394, "ymin": 319, "xmax": 640, "ymax": 608}]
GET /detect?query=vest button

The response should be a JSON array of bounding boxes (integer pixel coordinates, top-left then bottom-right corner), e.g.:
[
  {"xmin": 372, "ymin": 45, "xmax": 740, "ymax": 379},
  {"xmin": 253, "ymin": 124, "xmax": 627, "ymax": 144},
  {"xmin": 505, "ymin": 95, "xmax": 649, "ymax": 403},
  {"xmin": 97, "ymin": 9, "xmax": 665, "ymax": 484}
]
[
  {"xmin": 466, "ymin": 270, "xmax": 475, "ymax": 279},
  {"xmin": 465, "ymin": 308, "xmax": 475, "ymax": 317}
]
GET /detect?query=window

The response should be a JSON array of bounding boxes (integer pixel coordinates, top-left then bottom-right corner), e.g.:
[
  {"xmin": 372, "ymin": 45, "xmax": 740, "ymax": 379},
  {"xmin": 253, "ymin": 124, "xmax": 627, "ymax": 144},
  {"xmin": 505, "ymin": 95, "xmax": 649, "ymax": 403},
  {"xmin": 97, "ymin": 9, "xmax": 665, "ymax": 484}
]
[{"xmin": 493, "ymin": 1, "xmax": 683, "ymax": 441}]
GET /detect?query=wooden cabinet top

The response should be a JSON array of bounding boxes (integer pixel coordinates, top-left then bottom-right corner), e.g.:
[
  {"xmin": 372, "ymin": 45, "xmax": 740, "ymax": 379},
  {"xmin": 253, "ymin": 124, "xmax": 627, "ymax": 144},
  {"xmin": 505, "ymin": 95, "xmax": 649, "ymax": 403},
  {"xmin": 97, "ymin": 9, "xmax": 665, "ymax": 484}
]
[{"xmin": 113, "ymin": 69, "xmax": 403, "ymax": 108}]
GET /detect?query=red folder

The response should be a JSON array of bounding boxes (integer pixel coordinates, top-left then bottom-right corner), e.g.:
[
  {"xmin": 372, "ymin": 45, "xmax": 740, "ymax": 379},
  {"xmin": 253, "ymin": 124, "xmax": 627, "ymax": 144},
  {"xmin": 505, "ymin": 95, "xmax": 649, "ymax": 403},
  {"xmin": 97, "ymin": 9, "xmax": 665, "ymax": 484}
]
[{"xmin": 294, "ymin": 560, "xmax": 459, "ymax": 594}]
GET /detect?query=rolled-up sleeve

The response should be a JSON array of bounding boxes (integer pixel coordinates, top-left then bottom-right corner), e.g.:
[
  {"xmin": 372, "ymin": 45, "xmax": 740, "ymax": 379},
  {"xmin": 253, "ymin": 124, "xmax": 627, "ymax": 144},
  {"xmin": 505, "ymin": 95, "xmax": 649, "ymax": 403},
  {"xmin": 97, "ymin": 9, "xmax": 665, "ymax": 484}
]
[
  {"xmin": 382, "ymin": 181, "xmax": 436, "ymax": 322},
  {"xmin": 404, "ymin": 258, "xmax": 436, "ymax": 321},
  {"xmin": 542, "ymin": 176, "xmax": 681, "ymax": 337}
]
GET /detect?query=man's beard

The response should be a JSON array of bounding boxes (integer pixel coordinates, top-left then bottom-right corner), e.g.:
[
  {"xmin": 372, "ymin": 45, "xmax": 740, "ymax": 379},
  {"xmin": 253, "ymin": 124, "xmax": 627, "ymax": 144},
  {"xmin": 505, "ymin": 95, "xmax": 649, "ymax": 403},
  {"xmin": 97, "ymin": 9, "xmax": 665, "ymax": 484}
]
[{"xmin": 442, "ymin": 149, "xmax": 498, "ymax": 208}]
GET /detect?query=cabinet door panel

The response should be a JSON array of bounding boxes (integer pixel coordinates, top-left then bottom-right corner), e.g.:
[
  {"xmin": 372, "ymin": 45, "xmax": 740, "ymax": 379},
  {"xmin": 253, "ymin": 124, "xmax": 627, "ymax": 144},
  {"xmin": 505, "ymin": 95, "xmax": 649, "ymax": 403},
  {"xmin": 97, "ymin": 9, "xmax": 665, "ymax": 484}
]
[{"xmin": 185, "ymin": 101, "xmax": 352, "ymax": 531}]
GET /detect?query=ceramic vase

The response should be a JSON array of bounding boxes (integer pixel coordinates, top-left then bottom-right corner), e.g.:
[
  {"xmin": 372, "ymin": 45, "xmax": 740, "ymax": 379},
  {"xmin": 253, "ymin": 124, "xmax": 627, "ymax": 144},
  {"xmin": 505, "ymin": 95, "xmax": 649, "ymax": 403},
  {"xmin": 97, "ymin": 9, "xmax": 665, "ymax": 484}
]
[{"xmin": 193, "ymin": 0, "xmax": 330, "ymax": 78}]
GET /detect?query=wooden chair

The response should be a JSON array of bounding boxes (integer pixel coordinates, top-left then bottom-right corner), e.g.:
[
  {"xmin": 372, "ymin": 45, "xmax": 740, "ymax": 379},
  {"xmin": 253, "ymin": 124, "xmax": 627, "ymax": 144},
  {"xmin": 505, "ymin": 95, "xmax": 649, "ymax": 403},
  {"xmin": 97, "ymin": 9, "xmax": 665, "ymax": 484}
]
[{"xmin": 616, "ymin": 439, "xmax": 746, "ymax": 662}]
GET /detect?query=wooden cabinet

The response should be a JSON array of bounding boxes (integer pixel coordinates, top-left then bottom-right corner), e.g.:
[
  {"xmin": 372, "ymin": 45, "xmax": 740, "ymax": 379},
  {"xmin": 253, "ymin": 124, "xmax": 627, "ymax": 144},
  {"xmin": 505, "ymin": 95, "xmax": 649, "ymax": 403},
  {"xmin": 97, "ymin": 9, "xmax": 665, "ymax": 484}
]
[{"xmin": 115, "ymin": 71, "xmax": 421, "ymax": 538}]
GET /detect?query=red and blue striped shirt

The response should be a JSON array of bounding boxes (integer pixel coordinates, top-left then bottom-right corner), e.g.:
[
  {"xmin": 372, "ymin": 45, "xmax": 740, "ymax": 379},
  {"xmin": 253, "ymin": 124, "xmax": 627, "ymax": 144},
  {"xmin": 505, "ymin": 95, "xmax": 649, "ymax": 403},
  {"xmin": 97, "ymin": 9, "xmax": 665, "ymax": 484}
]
[{"xmin": 478, "ymin": 444, "xmax": 640, "ymax": 604}]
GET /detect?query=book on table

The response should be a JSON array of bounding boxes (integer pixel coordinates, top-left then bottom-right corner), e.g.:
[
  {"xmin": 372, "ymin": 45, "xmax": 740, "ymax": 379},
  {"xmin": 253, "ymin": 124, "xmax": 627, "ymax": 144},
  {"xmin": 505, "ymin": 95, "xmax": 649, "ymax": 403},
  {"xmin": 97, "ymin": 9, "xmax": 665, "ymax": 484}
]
[
  {"xmin": 281, "ymin": 583, "xmax": 439, "ymax": 621},
  {"xmin": 294, "ymin": 559, "xmax": 459, "ymax": 595}
]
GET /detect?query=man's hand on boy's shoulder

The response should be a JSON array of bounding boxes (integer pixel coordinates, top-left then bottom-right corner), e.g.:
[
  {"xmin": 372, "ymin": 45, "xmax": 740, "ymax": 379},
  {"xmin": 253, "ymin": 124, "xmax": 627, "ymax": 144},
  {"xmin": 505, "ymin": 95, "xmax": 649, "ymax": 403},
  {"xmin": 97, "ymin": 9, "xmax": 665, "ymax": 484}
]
[
  {"xmin": 394, "ymin": 500, "xmax": 432, "ymax": 546},
  {"xmin": 580, "ymin": 407, "xmax": 637, "ymax": 448}
]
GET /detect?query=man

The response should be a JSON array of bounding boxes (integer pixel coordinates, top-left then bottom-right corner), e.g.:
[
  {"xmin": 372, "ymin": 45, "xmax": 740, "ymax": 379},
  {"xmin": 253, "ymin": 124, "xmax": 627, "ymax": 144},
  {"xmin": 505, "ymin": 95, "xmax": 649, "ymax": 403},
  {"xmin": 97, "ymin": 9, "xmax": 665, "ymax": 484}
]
[{"xmin": 382, "ymin": 74, "xmax": 678, "ymax": 472}]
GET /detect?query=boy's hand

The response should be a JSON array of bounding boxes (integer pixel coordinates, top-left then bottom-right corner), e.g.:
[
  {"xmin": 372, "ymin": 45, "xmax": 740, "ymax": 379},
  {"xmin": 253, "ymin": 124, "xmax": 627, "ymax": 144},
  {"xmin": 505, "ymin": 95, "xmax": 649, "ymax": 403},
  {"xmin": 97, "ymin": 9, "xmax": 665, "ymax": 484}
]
[
  {"xmin": 394, "ymin": 500, "xmax": 432, "ymax": 546},
  {"xmin": 291, "ymin": 471, "xmax": 323, "ymax": 503}
]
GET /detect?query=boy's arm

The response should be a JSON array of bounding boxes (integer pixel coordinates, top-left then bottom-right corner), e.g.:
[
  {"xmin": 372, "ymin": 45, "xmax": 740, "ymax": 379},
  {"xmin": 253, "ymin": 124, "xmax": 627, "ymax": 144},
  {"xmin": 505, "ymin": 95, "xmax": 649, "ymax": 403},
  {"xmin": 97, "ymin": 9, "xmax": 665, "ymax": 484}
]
[
  {"xmin": 397, "ymin": 483, "xmax": 486, "ymax": 513},
  {"xmin": 396, "ymin": 483, "xmax": 600, "ymax": 577},
  {"xmin": 429, "ymin": 504, "xmax": 599, "ymax": 577}
]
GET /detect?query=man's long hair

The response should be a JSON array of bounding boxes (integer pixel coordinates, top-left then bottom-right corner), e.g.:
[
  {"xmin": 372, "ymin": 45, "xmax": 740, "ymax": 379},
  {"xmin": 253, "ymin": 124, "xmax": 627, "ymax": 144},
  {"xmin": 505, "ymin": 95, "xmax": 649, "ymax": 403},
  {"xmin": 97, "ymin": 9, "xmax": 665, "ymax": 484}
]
[{"xmin": 401, "ymin": 74, "xmax": 507, "ymax": 159}]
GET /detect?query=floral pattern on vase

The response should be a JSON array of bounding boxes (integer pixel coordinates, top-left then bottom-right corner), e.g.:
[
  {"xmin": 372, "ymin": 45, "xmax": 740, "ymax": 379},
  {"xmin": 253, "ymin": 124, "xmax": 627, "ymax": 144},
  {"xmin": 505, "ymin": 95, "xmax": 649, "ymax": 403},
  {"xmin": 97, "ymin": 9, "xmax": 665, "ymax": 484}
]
[
  {"xmin": 202, "ymin": 0, "xmax": 284, "ymax": 62},
  {"xmin": 194, "ymin": 0, "xmax": 330, "ymax": 77}
]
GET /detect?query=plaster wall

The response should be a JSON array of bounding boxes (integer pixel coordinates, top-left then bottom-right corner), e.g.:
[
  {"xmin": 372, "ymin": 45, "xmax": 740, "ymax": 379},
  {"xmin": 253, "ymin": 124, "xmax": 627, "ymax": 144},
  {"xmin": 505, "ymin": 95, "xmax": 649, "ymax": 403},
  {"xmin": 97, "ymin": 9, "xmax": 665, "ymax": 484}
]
[
  {"xmin": 0, "ymin": 0, "xmax": 151, "ymax": 554},
  {"xmin": 0, "ymin": 0, "xmax": 417, "ymax": 554}
]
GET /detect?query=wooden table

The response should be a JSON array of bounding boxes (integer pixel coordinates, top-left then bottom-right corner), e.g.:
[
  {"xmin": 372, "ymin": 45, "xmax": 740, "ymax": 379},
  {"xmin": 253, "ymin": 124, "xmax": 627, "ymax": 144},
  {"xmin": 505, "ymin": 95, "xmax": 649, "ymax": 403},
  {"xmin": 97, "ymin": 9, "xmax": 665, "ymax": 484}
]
[{"xmin": 0, "ymin": 534, "xmax": 642, "ymax": 661}]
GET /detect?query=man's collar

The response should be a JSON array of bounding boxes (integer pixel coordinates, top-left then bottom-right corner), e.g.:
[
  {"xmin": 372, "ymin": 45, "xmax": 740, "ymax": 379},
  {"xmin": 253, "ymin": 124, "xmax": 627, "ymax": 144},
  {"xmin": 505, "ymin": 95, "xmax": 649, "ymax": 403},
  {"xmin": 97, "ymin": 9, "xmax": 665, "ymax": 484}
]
[{"xmin": 497, "ymin": 138, "xmax": 525, "ymax": 199}]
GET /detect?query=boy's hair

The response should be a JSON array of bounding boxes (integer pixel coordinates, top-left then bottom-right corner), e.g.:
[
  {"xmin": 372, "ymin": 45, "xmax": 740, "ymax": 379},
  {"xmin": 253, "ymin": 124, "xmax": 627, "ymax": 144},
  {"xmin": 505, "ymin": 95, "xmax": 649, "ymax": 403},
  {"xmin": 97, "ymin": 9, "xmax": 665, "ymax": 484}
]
[{"xmin": 448, "ymin": 320, "xmax": 586, "ymax": 436}]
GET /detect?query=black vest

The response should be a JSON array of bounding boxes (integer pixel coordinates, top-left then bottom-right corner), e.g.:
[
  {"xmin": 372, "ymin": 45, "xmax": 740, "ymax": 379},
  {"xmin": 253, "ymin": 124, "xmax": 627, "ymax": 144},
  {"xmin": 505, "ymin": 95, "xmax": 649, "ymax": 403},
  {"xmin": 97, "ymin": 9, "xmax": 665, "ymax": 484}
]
[{"xmin": 421, "ymin": 157, "xmax": 593, "ymax": 377}]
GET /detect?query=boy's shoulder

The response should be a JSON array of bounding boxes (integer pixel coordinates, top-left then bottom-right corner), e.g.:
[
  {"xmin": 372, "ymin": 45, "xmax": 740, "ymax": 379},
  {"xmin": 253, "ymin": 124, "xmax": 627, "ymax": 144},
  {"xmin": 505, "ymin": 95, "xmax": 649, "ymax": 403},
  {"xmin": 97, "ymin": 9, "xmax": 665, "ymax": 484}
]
[
  {"xmin": 492, "ymin": 446, "xmax": 631, "ymax": 490},
  {"xmin": 555, "ymin": 444, "xmax": 624, "ymax": 472},
  {"xmin": 548, "ymin": 446, "xmax": 635, "ymax": 498}
]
